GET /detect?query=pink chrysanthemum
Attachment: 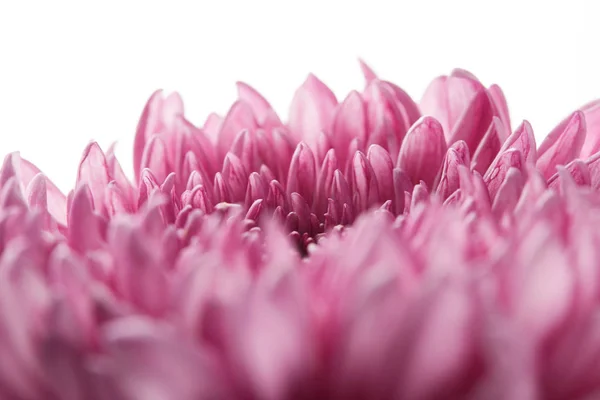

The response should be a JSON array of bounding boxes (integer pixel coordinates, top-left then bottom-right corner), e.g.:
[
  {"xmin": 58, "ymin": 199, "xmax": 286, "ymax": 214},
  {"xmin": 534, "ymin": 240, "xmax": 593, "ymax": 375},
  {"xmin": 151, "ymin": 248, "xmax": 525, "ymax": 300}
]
[{"xmin": 1, "ymin": 61, "xmax": 600, "ymax": 399}]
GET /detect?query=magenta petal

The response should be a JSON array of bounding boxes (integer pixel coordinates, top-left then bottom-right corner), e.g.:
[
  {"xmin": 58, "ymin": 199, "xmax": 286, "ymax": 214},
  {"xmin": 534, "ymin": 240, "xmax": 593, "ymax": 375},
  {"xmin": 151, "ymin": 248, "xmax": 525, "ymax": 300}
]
[
  {"xmin": 288, "ymin": 74, "xmax": 338, "ymax": 149},
  {"xmin": 537, "ymin": 111, "xmax": 586, "ymax": 179},
  {"xmin": 398, "ymin": 116, "xmax": 447, "ymax": 187}
]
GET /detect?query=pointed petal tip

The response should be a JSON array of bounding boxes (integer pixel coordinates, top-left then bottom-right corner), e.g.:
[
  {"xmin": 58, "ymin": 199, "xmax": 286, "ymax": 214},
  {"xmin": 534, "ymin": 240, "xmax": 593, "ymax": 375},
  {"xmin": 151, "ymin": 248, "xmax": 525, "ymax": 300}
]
[{"xmin": 358, "ymin": 58, "xmax": 378, "ymax": 83}]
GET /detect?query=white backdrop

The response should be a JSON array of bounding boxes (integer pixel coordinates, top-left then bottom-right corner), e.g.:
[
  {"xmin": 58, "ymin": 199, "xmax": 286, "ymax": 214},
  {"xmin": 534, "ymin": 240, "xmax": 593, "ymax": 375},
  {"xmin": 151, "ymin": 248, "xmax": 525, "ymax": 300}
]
[{"xmin": 1, "ymin": 0, "xmax": 599, "ymax": 191}]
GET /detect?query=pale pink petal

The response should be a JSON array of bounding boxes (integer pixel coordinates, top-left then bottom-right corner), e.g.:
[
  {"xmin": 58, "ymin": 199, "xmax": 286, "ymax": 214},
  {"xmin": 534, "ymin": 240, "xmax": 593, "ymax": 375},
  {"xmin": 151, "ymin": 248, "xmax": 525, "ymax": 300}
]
[
  {"xmin": 19, "ymin": 157, "xmax": 67, "ymax": 225},
  {"xmin": 488, "ymin": 84, "xmax": 512, "ymax": 133},
  {"xmin": 236, "ymin": 81, "xmax": 281, "ymax": 126},
  {"xmin": 331, "ymin": 91, "xmax": 367, "ymax": 164},
  {"xmin": 419, "ymin": 73, "xmax": 482, "ymax": 140},
  {"xmin": 68, "ymin": 184, "xmax": 105, "ymax": 253},
  {"xmin": 77, "ymin": 142, "xmax": 110, "ymax": 215},
  {"xmin": 288, "ymin": 74, "xmax": 338, "ymax": 149},
  {"xmin": 537, "ymin": 111, "xmax": 586, "ymax": 179},
  {"xmin": 217, "ymin": 101, "xmax": 258, "ymax": 158},
  {"xmin": 133, "ymin": 91, "xmax": 184, "ymax": 181},
  {"xmin": 358, "ymin": 59, "xmax": 378, "ymax": 83}
]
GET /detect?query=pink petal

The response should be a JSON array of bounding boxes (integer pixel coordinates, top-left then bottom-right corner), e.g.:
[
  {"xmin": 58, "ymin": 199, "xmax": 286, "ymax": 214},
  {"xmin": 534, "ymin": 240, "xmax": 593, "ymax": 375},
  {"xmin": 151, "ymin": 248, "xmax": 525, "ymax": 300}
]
[
  {"xmin": 266, "ymin": 180, "xmax": 287, "ymax": 211},
  {"xmin": 217, "ymin": 101, "xmax": 258, "ymax": 158},
  {"xmin": 537, "ymin": 111, "xmax": 586, "ymax": 179},
  {"xmin": 492, "ymin": 167, "xmax": 524, "ymax": 217},
  {"xmin": 398, "ymin": 116, "xmax": 447, "ymax": 187},
  {"xmin": 288, "ymin": 74, "xmax": 338, "ymax": 149},
  {"xmin": 77, "ymin": 142, "xmax": 110, "ymax": 215},
  {"xmin": 236, "ymin": 81, "xmax": 280, "ymax": 125},
  {"xmin": 286, "ymin": 143, "xmax": 316, "ymax": 206},
  {"xmin": 202, "ymin": 112, "xmax": 223, "ymax": 142},
  {"xmin": 419, "ymin": 73, "xmax": 482, "ymax": 140},
  {"xmin": 331, "ymin": 91, "xmax": 367, "ymax": 165},
  {"xmin": 471, "ymin": 117, "xmax": 504, "ymax": 174},
  {"xmin": 68, "ymin": 185, "xmax": 105, "ymax": 253},
  {"xmin": 488, "ymin": 84, "xmax": 512, "ymax": 133},
  {"xmin": 367, "ymin": 144, "xmax": 394, "ymax": 204},
  {"xmin": 512, "ymin": 222, "xmax": 575, "ymax": 341},
  {"xmin": 314, "ymin": 148, "xmax": 338, "ymax": 216},
  {"xmin": 351, "ymin": 151, "xmax": 379, "ymax": 212},
  {"xmin": 134, "ymin": 91, "xmax": 184, "ymax": 181},
  {"xmin": 330, "ymin": 170, "xmax": 352, "ymax": 212},
  {"xmin": 140, "ymin": 135, "xmax": 170, "ymax": 186},
  {"xmin": 382, "ymin": 81, "xmax": 422, "ymax": 127},
  {"xmin": 358, "ymin": 59, "xmax": 378, "ymax": 84},
  {"xmin": 436, "ymin": 143, "xmax": 470, "ymax": 200},
  {"xmin": 213, "ymin": 172, "xmax": 232, "ymax": 204},
  {"xmin": 587, "ymin": 152, "xmax": 600, "ymax": 191},
  {"xmin": 548, "ymin": 159, "xmax": 591, "ymax": 189},
  {"xmin": 222, "ymin": 153, "xmax": 250, "ymax": 202},
  {"xmin": 393, "ymin": 168, "xmax": 411, "ymax": 214},
  {"xmin": 484, "ymin": 149, "xmax": 525, "ymax": 201},
  {"xmin": 448, "ymin": 89, "xmax": 494, "ymax": 155},
  {"xmin": 16, "ymin": 157, "xmax": 67, "ymax": 225},
  {"xmin": 101, "ymin": 317, "xmax": 227, "ymax": 399},
  {"xmin": 549, "ymin": 100, "xmax": 600, "ymax": 159},
  {"xmin": 245, "ymin": 172, "xmax": 268, "ymax": 208}
]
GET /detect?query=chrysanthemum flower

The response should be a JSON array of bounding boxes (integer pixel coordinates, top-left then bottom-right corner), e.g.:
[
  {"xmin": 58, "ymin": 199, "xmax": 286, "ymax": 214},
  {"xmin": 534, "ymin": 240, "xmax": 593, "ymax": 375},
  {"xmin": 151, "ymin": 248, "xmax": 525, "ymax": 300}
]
[{"xmin": 1, "ymin": 61, "xmax": 600, "ymax": 399}]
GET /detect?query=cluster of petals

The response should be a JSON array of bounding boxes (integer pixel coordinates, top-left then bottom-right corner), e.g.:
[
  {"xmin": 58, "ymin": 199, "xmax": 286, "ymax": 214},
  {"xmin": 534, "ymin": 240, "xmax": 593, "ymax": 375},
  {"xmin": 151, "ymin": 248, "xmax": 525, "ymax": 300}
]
[{"xmin": 2, "ymin": 61, "xmax": 600, "ymax": 399}]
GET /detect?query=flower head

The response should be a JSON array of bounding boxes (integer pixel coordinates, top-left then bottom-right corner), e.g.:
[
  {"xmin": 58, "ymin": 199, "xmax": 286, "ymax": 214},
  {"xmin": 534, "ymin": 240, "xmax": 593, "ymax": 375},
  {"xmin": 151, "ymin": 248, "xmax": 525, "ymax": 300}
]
[{"xmin": 1, "ymin": 61, "xmax": 600, "ymax": 399}]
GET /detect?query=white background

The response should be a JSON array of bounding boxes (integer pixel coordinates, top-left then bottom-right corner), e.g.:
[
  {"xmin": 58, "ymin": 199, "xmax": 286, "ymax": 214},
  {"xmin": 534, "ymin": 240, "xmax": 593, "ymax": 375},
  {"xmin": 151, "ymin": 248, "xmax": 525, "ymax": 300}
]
[{"xmin": 1, "ymin": 0, "xmax": 599, "ymax": 191}]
